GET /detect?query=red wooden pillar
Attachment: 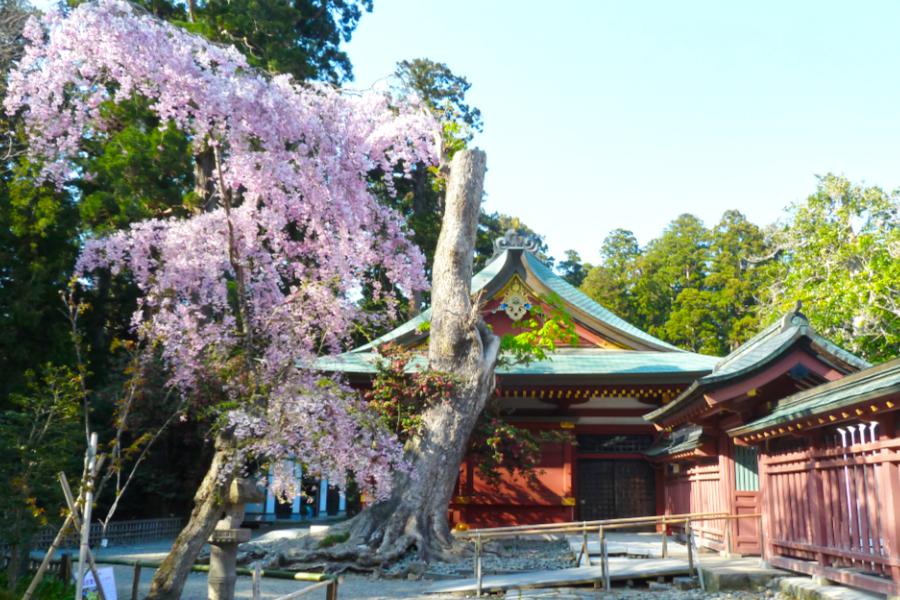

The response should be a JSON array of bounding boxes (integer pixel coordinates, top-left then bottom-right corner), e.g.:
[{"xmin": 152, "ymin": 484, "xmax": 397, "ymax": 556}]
[
  {"xmin": 718, "ymin": 433, "xmax": 736, "ymax": 552},
  {"xmin": 563, "ymin": 437, "xmax": 575, "ymax": 521},
  {"xmin": 877, "ymin": 413, "xmax": 900, "ymax": 589},
  {"xmin": 758, "ymin": 443, "xmax": 776, "ymax": 562},
  {"xmin": 655, "ymin": 465, "xmax": 666, "ymax": 532}
]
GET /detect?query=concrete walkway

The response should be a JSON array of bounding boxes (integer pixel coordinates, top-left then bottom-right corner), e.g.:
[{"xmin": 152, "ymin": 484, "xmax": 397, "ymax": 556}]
[
  {"xmin": 777, "ymin": 577, "xmax": 886, "ymax": 600},
  {"xmin": 426, "ymin": 558, "xmax": 691, "ymax": 595},
  {"xmin": 566, "ymin": 532, "xmax": 689, "ymax": 565}
]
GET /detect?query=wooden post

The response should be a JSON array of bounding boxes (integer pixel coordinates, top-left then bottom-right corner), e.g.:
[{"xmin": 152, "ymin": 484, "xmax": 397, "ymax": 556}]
[
  {"xmin": 724, "ymin": 517, "xmax": 733, "ymax": 556},
  {"xmin": 60, "ymin": 553, "xmax": 72, "ymax": 584},
  {"xmin": 252, "ymin": 563, "xmax": 261, "ymax": 600},
  {"xmin": 475, "ymin": 534, "xmax": 482, "ymax": 597},
  {"xmin": 326, "ymin": 578, "xmax": 339, "ymax": 600},
  {"xmin": 580, "ymin": 524, "xmax": 588, "ymax": 566},
  {"xmin": 758, "ymin": 444, "xmax": 775, "ymax": 564},
  {"xmin": 687, "ymin": 517, "xmax": 705, "ymax": 590},
  {"xmin": 877, "ymin": 414, "xmax": 900, "ymax": 588},
  {"xmin": 76, "ymin": 433, "xmax": 98, "ymax": 600},
  {"xmin": 757, "ymin": 514, "xmax": 765, "ymax": 563},
  {"xmin": 807, "ymin": 433, "xmax": 828, "ymax": 567},
  {"xmin": 686, "ymin": 519, "xmax": 694, "ymax": 575},
  {"xmin": 131, "ymin": 563, "xmax": 142, "ymax": 600},
  {"xmin": 661, "ymin": 517, "xmax": 668, "ymax": 558},
  {"xmin": 600, "ymin": 527, "xmax": 610, "ymax": 591}
]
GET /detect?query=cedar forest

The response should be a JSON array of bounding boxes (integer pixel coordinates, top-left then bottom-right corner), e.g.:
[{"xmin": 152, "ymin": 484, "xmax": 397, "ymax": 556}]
[{"xmin": 0, "ymin": 0, "xmax": 898, "ymax": 595}]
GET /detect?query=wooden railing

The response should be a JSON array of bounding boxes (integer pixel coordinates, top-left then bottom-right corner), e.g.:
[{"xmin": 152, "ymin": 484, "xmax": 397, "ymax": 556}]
[
  {"xmin": 94, "ymin": 557, "xmax": 339, "ymax": 600},
  {"xmin": 454, "ymin": 511, "xmax": 763, "ymax": 596}
]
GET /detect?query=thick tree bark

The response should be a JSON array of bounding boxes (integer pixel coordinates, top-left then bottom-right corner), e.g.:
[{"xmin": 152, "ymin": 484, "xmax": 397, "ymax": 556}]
[
  {"xmin": 285, "ymin": 149, "xmax": 498, "ymax": 568},
  {"xmin": 145, "ymin": 436, "xmax": 234, "ymax": 600}
]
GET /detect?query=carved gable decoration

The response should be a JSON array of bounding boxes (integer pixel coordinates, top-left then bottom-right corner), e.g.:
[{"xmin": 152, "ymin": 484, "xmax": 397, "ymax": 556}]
[{"xmin": 497, "ymin": 279, "xmax": 532, "ymax": 321}]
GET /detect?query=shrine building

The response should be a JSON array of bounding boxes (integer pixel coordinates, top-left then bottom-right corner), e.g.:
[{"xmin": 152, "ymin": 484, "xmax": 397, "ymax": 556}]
[
  {"xmin": 320, "ymin": 230, "xmax": 720, "ymax": 527},
  {"xmin": 319, "ymin": 230, "xmax": 900, "ymax": 596},
  {"xmin": 646, "ymin": 308, "xmax": 900, "ymax": 596}
]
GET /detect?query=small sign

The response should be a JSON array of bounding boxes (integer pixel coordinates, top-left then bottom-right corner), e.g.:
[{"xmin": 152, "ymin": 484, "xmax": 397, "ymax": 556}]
[{"xmin": 77, "ymin": 566, "xmax": 117, "ymax": 600}]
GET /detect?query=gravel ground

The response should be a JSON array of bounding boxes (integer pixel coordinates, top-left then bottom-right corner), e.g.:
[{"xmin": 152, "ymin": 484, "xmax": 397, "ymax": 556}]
[
  {"xmin": 110, "ymin": 566, "xmax": 783, "ymax": 599},
  {"xmin": 112, "ymin": 565, "xmax": 464, "ymax": 599},
  {"xmin": 382, "ymin": 538, "xmax": 577, "ymax": 578},
  {"xmin": 62, "ymin": 528, "xmax": 784, "ymax": 599}
]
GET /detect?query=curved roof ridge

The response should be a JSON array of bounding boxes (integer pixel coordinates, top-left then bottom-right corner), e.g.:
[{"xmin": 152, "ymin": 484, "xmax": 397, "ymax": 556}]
[
  {"xmin": 728, "ymin": 356, "xmax": 900, "ymax": 438},
  {"xmin": 645, "ymin": 306, "xmax": 870, "ymax": 425},
  {"xmin": 350, "ymin": 246, "xmax": 717, "ymax": 358},
  {"xmin": 351, "ymin": 250, "xmax": 510, "ymax": 353},
  {"xmin": 522, "ymin": 252, "xmax": 685, "ymax": 352}
]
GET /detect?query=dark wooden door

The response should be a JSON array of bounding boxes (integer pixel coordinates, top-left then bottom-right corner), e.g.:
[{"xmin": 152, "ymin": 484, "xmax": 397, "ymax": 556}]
[{"xmin": 577, "ymin": 459, "xmax": 656, "ymax": 521}]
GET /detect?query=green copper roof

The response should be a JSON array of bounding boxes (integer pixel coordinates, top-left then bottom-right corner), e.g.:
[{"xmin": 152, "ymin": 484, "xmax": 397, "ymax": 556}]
[
  {"xmin": 645, "ymin": 306, "xmax": 870, "ymax": 424},
  {"xmin": 318, "ymin": 347, "xmax": 719, "ymax": 377},
  {"xmin": 352, "ymin": 250, "xmax": 510, "ymax": 352},
  {"xmin": 353, "ymin": 244, "xmax": 697, "ymax": 354},
  {"xmin": 320, "ymin": 242, "xmax": 719, "ymax": 379},
  {"xmin": 728, "ymin": 357, "xmax": 900, "ymax": 438}
]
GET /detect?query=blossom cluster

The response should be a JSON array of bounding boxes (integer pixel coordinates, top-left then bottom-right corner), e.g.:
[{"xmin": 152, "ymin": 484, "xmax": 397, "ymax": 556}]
[{"xmin": 5, "ymin": 0, "xmax": 439, "ymax": 499}]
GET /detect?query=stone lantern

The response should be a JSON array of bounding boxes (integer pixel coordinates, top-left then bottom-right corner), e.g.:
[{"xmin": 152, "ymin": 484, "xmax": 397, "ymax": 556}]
[{"xmin": 208, "ymin": 478, "xmax": 265, "ymax": 600}]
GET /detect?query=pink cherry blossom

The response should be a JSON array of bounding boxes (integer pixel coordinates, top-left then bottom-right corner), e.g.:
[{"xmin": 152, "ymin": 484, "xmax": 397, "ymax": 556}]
[{"xmin": 6, "ymin": 0, "xmax": 439, "ymax": 499}]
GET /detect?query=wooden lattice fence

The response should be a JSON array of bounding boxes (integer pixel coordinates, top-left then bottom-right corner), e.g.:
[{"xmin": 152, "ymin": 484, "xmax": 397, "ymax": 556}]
[{"xmin": 29, "ymin": 517, "xmax": 184, "ymax": 550}]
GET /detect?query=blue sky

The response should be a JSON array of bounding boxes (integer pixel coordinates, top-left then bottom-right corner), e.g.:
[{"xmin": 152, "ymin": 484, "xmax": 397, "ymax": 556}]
[
  {"xmin": 345, "ymin": 1, "xmax": 900, "ymax": 263},
  {"xmin": 25, "ymin": 0, "xmax": 900, "ymax": 263}
]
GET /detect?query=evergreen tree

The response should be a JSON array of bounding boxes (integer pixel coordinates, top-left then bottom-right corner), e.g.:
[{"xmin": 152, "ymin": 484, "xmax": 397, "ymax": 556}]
[
  {"xmin": 581, "ymin": 228, "xmax": 641, "ymax": 322},
  {"xmin": 557, "ymin": 249, "xmax": 589, "ymax": 287}
]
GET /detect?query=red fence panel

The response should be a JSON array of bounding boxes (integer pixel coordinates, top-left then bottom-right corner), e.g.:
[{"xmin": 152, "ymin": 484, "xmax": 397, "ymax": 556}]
[
  {"xmin": 664, "ymin": 460, "xmax": 727, "ymax": 548},
  {"xmin": 761, "ymin": 436, "xmax": 900, "ymax": 596}
]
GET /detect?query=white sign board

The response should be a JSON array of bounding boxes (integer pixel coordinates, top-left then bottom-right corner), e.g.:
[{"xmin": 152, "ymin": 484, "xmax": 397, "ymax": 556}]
[{"xmin": 77, "ymin": 566, "xmax": 118, "ymax": 600}]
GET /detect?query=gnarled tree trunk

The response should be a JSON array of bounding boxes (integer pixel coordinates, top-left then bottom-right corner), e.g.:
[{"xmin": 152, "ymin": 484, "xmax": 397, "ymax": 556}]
[
  {"xmin": 292, "ymin": 149, "xmax": 498, "ymax": 567},
  {"xmin": 145, "ymin": 436, "xmax": 234, "ymax": 600}
]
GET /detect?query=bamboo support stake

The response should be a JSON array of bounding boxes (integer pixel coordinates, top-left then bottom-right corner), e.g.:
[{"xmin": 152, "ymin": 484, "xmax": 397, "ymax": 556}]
[
  {"xmin": 271, "ymin": 579, "xmax": 332, "ymax": 600},
  {"xmin": 22, "ymin": 457, "xmax": 106, "ymax": 600},
  {"xmin": 76, "ymin": 433, "xmax": 98, "ymax": 600},
  {"xmin": 59, "ymin": 471, "xmax": 107, "ymax": 600},
  {"xmin": 687, "ymin": 517, "xmax": 705, "ymax": 591},
  {"xmin": 22, "ymin": 513, "xmax": 76, "ymax": 600}
]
